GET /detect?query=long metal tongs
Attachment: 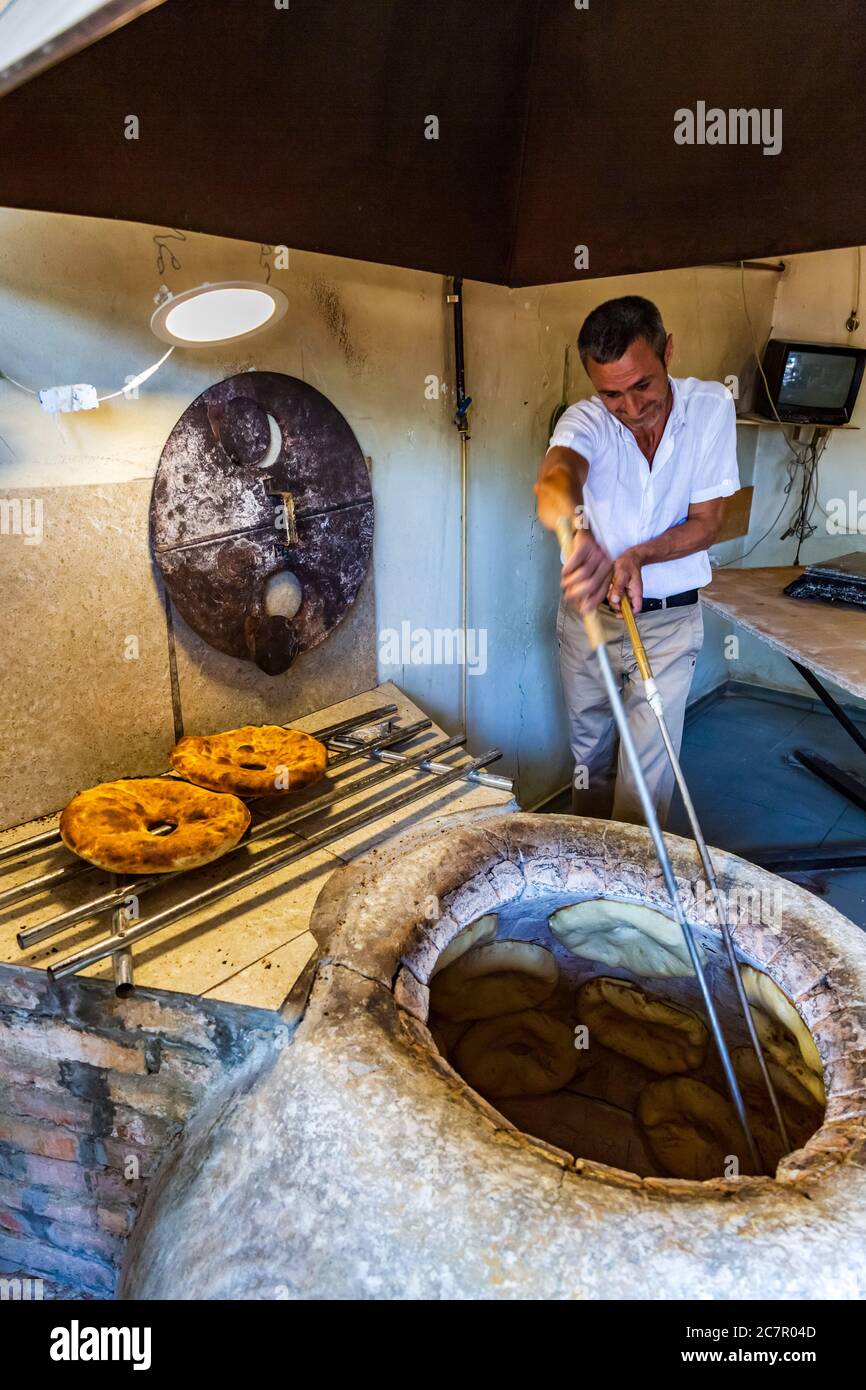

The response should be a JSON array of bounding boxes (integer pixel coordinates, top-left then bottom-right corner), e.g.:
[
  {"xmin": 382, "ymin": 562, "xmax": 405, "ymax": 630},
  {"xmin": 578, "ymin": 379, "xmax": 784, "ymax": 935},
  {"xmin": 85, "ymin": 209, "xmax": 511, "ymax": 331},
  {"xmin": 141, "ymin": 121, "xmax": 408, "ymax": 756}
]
[
  {"xmin": 554, "ymin": 515, "xmax": 762, "ymax": 1174},
  {"xmin": 618, "ymin": 592, "xmax": 790, "ymax": 1152}
]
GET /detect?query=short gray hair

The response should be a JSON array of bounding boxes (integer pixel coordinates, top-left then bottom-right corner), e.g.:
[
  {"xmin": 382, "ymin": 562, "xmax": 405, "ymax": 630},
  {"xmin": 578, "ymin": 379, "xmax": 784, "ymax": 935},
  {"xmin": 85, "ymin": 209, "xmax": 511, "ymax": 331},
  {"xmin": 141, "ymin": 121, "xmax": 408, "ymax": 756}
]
[{"xmin": 577, "ymin": 296, "xmax": 667, "ymax": 366}]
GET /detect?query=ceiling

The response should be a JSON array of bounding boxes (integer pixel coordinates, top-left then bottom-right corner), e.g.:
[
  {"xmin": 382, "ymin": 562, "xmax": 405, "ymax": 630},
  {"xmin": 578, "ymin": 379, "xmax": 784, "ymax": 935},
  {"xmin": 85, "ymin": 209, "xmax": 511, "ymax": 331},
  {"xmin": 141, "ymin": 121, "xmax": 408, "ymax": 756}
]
[
  {"xmin": 0, "ymin": 1, "xmax": 167, "ymax": 96},
  {"xmin": 0, "ymin": 0, "xmax": 864, "ymax": 286}
]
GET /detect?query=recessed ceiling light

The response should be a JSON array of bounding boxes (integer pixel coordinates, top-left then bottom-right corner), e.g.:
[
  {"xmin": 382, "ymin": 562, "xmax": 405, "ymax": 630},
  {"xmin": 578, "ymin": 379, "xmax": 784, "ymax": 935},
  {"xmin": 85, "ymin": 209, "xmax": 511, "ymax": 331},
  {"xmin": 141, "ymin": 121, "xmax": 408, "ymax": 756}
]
[{"xmin": 151, "ymin": 281, "xmax": 288, "ymax": 346}]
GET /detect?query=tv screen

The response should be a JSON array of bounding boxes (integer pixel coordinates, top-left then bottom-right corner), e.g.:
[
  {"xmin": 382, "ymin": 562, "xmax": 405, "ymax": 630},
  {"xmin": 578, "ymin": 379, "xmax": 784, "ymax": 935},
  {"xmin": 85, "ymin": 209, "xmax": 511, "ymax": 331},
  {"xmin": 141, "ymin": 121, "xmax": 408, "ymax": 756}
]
[{"xmin": 779, "ymin": 350, "xmax": 858, "ymax": 410}]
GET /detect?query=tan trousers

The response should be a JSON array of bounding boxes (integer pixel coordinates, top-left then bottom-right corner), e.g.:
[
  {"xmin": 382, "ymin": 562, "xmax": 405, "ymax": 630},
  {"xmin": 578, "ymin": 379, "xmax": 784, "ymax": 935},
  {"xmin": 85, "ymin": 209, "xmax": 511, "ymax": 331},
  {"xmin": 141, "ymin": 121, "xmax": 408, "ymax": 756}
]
[{"xmin": 557, "ymin": 597, "xmax": 704, "ymax": 827}]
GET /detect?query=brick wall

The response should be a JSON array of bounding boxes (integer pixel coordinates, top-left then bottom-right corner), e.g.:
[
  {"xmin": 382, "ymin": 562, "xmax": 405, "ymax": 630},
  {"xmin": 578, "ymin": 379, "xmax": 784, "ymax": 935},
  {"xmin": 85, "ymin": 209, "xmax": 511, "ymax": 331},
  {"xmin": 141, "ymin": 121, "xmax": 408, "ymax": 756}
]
[{"xmin": 0, "ymin": 964, "xmax": 288, "ymax": 1298}]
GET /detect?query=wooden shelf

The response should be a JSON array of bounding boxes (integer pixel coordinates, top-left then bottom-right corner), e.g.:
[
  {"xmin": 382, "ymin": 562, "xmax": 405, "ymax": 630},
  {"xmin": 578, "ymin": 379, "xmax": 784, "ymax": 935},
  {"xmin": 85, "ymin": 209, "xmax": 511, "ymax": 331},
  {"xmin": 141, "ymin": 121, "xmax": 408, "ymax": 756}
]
[{"xmin": 735, "ymin": 412, "xmax": 858, "ymax": 431}]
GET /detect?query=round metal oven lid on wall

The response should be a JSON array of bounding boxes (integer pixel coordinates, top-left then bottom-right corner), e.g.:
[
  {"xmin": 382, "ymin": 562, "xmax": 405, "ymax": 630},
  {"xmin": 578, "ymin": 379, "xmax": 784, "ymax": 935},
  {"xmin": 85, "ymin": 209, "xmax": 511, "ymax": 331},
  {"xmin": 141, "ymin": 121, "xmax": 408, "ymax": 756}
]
[{"xmin": 150, "ymin": 372, "xmax": 374, "ymax": 675}]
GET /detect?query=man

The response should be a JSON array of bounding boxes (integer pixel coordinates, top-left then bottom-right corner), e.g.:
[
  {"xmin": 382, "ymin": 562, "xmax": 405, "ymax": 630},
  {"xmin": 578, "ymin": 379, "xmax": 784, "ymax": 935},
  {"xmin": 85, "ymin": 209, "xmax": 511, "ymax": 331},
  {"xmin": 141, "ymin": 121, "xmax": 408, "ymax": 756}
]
[{"xmin": 535, "ymin": 295, "xmax": 739, "ymax": 826}]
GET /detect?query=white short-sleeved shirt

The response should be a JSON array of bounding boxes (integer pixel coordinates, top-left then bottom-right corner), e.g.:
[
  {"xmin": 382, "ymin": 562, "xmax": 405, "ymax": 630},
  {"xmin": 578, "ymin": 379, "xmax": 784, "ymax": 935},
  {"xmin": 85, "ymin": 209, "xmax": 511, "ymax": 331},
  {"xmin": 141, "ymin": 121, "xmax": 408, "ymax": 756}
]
[{"xmin": 548, "ymin": 376, "xmax": 739, "ymax": 598}]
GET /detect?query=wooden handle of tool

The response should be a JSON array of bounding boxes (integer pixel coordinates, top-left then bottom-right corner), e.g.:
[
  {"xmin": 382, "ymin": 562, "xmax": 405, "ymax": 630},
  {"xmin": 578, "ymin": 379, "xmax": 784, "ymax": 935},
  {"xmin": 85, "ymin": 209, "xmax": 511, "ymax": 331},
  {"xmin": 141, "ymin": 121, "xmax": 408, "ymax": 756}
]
[
  {"xmin": 553, "ymin": 517, "xmax": 574, "ymax": 556},
  {"xmin": 620, "ymin": 595, "xmax": 653, "ymax": 680},
  {"xmin": 554, "ymin": 516, "xmax": 606, "ymax": 652}
]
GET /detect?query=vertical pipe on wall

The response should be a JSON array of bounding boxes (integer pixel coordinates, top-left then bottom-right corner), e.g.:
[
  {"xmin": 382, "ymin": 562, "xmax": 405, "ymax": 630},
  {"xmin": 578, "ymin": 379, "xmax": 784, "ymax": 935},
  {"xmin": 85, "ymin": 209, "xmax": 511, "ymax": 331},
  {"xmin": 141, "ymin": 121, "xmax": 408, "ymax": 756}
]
[{"xmin": 449, "ymin": 277, "xmax": 472, "ymax": 735}]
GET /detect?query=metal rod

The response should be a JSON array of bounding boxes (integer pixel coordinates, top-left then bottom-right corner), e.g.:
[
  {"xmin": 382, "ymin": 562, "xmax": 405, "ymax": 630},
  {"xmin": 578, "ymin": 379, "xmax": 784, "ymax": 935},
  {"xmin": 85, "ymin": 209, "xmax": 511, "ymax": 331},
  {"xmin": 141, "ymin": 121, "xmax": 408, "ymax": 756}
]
[
  {"xmin": 113, "ymin": 949, "xmax": 134, "ymax": 995},
  {"xmin": 0, "ymin": 860, "xmax": 90, "ymax": 910},
  {"xmin": 110, "ymin": 876, "xmax": 134, "ymax": 998},
  {"xmin": 329, "ymin": 736, "xmax": 512, "ymax": 790},
  {"xmin": 753, "ymin": 845, "xmax": 866, "ymax": 872},
  {"xmin": 597, "ymin": 634, "xmax": 761, "ymax": 1172},
  {"xmin": 48, "ymin": 748, "xmax": 504, "ymax": 981},
  {"xmin": 323, "ymin": 718, "xmax": 429, "ymax": 768},
  {"xmin": 621, "ymin": 596, "xmax": 790, "ymax": 1154},
  {"xmin": 789, "ymin": 659, "xmax": 866, "ymax": 757},
  {"xmin": 309, "ymin": 703, "xmax": 400, "ymax": 742},
  {"xmin": 0, "ymin": 704, "xmax": 401, "ymax": 866},
  {"xmin": 0, "ymin": 827, "xmax": 64, "ymax": 864},
  {"xmin": 19, "ymin": 732, "xmax": 469, "ymax": 949},
  {"xmin": 790, "ymin": 750, "xmax": 866, "ymax": 817},
  {"xmin": 554, "ymin": 519, "xmax": 760, "ymax": 1173}
]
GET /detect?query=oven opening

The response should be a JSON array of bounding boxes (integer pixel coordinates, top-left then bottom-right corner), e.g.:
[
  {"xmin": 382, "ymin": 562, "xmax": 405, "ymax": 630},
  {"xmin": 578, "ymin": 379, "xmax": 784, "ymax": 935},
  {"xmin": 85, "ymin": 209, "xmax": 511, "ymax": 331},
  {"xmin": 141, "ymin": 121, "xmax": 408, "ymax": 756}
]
[
  {"xmin": 145, "ymin": 821, "xmax": 178, "ymax": 836},
  {"xmin": 427, "ymin": 898, "xmax": 825, "ymax": 1182}
]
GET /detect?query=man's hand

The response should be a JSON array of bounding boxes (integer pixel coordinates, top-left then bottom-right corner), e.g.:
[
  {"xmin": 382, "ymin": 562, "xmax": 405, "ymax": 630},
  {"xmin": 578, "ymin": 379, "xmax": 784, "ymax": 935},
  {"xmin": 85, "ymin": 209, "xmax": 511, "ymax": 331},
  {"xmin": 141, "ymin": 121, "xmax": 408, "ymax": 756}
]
[
  {"xmin": 561, "ymin": 531, "xmax": 614, "ymax": 615},
  {"xmin": 607, "ymin": 546, "xmax": 644, "ymax": 614},
  {"xmin": 535, "ymin": 445, "xmax": 609, "ymax": 614}
]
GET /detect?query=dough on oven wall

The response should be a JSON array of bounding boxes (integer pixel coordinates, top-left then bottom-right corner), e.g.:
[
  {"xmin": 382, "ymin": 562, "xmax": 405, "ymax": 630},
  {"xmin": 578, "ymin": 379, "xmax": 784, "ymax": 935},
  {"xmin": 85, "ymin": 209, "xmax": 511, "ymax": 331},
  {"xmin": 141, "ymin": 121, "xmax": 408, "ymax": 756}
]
[
  {"xmin": 430, "ymin": 941, "xmax": 558, "ymax": 1022},
  {"xmin": 430, "ymin": 914, "xmax": 498, "ymax": 978},
  {"xmin": 549, "ymin": 898, "xmax": 705, "ymax": 977},
  {"xmin": 577, "ymin": 975, "xmax": 708, "ymax": 1074},
  {"xmin": 454, "ymin": 1009, "xmax": 579, "ymax": 1099},
  {"xmin": 638, "ymin": 1077, "xmax": 747, "ymax": 1180},
  {"xmin": 732, "ymin": 1046, "xmax": 823, "ymax": 1171},
  {"xmin": 740, "ymin": 965, "xmax": 822, "ymax": 1075}
]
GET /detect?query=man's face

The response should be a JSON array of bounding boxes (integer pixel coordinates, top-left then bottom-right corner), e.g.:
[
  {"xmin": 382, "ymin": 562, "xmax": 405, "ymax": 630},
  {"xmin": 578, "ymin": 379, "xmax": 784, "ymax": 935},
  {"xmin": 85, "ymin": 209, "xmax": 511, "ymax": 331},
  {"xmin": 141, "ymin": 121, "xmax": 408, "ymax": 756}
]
[{"xmin": 584, "ymin": 333, "xmax": 673, "ymax": 433}]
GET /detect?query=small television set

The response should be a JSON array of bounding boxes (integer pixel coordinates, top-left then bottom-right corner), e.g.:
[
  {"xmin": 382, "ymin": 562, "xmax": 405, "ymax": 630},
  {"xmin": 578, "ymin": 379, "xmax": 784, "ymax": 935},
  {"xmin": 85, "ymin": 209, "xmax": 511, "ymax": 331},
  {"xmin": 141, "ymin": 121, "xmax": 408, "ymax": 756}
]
[{"xmin": 754, "ymin": 339, "xmax": 866, "ymax": 426}]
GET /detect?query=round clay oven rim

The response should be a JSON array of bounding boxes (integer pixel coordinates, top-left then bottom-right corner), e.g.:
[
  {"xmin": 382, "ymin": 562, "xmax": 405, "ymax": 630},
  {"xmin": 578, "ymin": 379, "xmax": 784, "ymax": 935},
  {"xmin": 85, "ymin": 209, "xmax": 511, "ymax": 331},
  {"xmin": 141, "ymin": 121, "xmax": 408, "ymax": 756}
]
[{"xmin": 309, "ymin": 811, "xmax": 866, "ymax": 1199}]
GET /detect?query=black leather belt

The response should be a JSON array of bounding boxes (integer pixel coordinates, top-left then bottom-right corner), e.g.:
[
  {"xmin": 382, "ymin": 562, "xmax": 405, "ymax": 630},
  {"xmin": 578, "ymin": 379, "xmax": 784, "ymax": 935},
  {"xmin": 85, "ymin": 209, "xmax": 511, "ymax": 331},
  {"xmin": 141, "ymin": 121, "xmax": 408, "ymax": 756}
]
[{"xmin": 603, "ymin": 588, "xmax": 698, "ymax": 614}]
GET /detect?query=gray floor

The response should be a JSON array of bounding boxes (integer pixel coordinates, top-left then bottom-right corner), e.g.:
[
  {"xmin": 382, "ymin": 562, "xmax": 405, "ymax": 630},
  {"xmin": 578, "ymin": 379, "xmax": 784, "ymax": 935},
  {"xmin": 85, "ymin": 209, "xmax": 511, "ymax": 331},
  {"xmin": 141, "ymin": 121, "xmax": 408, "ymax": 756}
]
[
  {"xmin": 542, "ymin": 687, "xmax": 866, "ymax": 931},
  {"xmin": 670, "ymin": 689, "xmax": 866, "ymax": 931}
]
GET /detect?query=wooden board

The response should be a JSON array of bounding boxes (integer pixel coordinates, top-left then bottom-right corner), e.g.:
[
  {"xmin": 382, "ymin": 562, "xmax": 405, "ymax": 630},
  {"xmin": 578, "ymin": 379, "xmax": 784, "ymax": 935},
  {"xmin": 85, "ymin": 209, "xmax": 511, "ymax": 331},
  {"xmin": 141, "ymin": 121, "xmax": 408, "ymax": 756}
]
[
  {"xmin": 702, "ymin": 565, "xmax": 866, "ymax": 701},
  {"xmin": 716, "ymin": 486, "xmax": 754, "ymax": 543}
]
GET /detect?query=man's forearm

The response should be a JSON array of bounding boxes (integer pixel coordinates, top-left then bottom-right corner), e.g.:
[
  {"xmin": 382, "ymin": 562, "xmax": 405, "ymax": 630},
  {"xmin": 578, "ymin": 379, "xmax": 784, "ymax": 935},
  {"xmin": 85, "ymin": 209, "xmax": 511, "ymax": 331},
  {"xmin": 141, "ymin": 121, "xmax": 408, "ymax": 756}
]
[
  {"xmin": 537, "ymin": 445, "xmax": 589, "ymax": 508},
  {"xmin": 632, "ymin": 515, "xmax": 719, "ymax": 567}
]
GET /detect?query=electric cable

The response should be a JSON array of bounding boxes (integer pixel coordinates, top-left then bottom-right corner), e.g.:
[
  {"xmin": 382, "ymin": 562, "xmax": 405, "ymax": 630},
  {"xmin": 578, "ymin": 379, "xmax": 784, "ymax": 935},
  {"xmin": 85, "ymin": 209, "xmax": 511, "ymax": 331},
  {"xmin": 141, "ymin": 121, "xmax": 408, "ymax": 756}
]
[
  {"xmin": 739, "ymin": 260, "xmax": 807, "ymax": 465},
  {"xmin": 730, "ymin": 261, "xmax": 835, "ymax": 565},
  {"xmin": 0, "ymin": 346, "xmax": 175, "ymax": 405}
]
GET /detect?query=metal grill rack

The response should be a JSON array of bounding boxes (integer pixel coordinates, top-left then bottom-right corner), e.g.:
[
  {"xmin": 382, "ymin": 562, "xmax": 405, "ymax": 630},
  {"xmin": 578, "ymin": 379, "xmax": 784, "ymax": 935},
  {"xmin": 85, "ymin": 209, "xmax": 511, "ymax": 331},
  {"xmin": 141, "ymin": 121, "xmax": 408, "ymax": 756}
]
[{"xmin": 1, "ymin": 704, "xmax": 512, "ymax": 995}]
